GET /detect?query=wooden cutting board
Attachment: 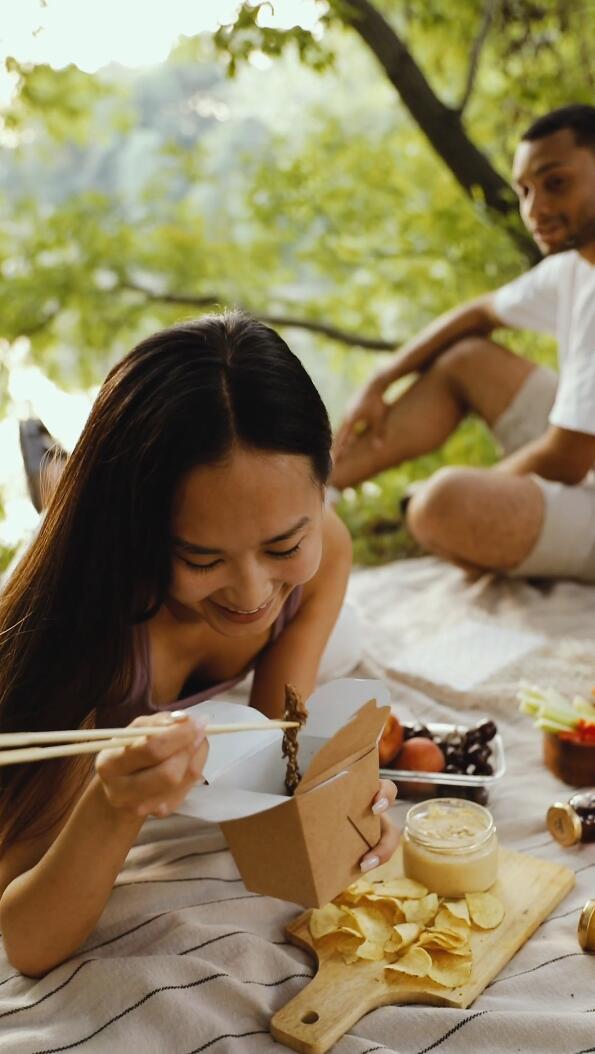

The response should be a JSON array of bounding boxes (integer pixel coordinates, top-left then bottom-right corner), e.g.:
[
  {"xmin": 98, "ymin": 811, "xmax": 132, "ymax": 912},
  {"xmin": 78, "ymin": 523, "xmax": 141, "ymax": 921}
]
[{"xmin": 270, "ymin": 847, "xmax": 575, "ymax": 1054}]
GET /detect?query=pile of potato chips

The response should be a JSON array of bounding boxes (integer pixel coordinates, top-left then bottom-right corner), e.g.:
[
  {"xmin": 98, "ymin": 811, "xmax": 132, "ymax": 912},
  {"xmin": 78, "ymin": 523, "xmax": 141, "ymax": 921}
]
[{"xmin": 309, "ymin": 876, "xmax": 504, "ymax": 989}]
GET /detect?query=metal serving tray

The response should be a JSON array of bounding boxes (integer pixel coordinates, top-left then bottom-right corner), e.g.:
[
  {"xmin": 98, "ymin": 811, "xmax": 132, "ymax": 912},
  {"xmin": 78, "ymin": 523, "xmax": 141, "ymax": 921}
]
[{"xmin": 379, "ymin": 721, "xmax": 506, "ymax": 788}]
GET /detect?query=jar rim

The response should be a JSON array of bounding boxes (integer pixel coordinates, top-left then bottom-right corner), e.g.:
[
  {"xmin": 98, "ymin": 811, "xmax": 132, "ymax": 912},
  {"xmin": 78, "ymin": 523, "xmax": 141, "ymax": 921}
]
[{"xmin": 405, "ymin": 797, "xmax": 496, "ymax": 854}]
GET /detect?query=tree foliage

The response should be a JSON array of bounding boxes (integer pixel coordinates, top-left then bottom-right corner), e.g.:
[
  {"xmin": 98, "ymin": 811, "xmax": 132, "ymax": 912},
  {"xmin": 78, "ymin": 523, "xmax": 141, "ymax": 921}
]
[{"xmin": 0, "ymin": 0, "xmax": 591, "ymax": 560}]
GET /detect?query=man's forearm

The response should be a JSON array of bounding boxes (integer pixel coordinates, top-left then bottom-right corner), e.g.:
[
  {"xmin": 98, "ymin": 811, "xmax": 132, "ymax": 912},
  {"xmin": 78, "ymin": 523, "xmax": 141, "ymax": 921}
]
[
  {"xmin": 497, "ymin": 437, "xmax": 584, "ymax": 484},
  {"xmin": 377, "ymin": 296, "xmax": 498, "ymax": 388}
]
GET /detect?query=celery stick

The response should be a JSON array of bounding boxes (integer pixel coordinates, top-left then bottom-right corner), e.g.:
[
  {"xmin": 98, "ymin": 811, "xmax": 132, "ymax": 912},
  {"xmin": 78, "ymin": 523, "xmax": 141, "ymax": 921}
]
[
  {"xmin": 572, "ymin": 695, "xmax": 595, "ymax": 718},
  {"xmin": 536, "ymin": 718, "xmax": 573, "ymax": 733},
  {"xmin": 543, "ymin": 686, "xmax": 570, "ymax": 709},
  {"xmin": 536, "ymin": 702, "xmax": 579, "ymax": 728},
  {"xmin": 519, "ymin": 698, "xmax": 540, "ymax": 716}
]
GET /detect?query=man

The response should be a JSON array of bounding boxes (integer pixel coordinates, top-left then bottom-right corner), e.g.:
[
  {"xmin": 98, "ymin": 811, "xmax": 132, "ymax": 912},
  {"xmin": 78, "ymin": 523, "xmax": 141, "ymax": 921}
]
[{"xmin": 332, "ymin": 104, "xmax": 595, "ymax": 581}]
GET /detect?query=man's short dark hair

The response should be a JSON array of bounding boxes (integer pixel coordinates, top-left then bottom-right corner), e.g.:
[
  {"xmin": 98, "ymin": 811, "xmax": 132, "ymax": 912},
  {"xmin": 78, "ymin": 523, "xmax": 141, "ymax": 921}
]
[{"xmin": 522, "ymin": 104, "xmax": 595, "ymax": 151}]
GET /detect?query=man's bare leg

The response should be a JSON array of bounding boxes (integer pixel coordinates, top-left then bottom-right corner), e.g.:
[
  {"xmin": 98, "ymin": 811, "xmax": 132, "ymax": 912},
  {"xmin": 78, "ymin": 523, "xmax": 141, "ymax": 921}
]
[
  {"xmin": 331, "ymin": 338, "xmax": 536, "ymax": 490},
  {"xmin": 406, "ymin": 467, "xmax": 544, "ymax": 572}
]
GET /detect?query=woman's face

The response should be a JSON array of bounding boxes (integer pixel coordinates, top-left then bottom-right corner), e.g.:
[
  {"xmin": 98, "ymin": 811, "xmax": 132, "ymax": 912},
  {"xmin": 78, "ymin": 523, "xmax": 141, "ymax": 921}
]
[{"xmin": 167, "ymin": 446, "xmax": 325, "ymax": 637}]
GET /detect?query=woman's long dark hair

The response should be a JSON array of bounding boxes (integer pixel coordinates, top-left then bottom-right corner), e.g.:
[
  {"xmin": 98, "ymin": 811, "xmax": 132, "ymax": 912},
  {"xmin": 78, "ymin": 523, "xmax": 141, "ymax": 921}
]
[{"xmin": 0, "ymin": 312, "xmax": 332, "ymax": 849}]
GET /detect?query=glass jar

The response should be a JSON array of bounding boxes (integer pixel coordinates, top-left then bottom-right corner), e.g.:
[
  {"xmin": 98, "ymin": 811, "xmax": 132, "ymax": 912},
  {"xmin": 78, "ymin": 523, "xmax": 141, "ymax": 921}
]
[
  {"xmin": 547, "ymin": 790, "xmax": 595, "ymax": 847},
  {"xmin": 402, "ymin": 797, "xmax": 499, "ymax": 897}
]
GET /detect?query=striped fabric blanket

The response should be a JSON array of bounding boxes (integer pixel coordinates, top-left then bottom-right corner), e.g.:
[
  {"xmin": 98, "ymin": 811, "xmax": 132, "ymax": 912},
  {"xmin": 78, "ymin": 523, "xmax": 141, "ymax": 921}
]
[{"xmin": 2, "ymin": 556, "xmax": 595, "ymax": 1054}]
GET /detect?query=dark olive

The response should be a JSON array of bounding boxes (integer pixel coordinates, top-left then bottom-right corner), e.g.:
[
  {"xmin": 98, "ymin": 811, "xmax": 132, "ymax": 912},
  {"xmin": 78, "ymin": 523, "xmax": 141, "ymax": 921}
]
[
  {"xmin": 475, "ymin": 720, "xmax": 497, "ymax": 743},
  {"xmin": 410, "ymin": 724, "xmax": 433, "ymax": 740},
  {"xmin": 464, "ymin": 728, "xmax": 483, "ymax": 748},
  {"xmin": 474, "ymin": 761, "xmax": 494, "ymax": 776}
]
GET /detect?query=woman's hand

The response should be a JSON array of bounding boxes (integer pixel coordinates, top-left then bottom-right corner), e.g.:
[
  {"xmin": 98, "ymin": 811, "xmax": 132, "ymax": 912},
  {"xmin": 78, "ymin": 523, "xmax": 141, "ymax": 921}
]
[
  {"xmin": 360, "ymin": 778, "xmax": 399, "ymax": 873},
  {"xmin": 95, "ymin": 711, "xmax": 208, "ymax": 820}
]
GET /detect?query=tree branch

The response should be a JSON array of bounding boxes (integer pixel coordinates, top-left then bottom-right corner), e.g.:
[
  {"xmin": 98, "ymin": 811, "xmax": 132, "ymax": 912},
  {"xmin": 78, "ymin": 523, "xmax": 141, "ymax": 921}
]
[
  {"xmin": 121, "ymin": 282, "xmax": 397, "ymax": 351},
  {"xmin": 332, "ymin": 0, "xmax": 540, "ymax": 263},
  {"xmin": 459, "ymin": 0, "xmax": 500, "ymax": 115}
]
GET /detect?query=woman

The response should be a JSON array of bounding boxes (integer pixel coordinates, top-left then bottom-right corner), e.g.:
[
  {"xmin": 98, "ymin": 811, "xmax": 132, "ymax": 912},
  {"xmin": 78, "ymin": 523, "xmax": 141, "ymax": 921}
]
[{"xmin": 0, "ymin": 312, "xmax": 398, "ymax": 976}]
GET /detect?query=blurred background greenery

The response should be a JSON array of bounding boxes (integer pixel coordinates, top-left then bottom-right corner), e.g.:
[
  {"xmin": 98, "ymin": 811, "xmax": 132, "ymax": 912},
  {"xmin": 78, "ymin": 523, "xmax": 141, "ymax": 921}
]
[{"xmin": 1, "ymin": 0, "xmax": 592, "ymax": 572}]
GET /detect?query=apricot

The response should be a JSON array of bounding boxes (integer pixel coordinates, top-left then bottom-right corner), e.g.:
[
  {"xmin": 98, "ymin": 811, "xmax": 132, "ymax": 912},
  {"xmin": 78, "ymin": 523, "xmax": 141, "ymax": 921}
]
[
  {"xmin": 394, "ymin": 736, "xmax": 445, "ymax": 798},
  {"xmin": 397, "ymin": 737, "xmax": 445, "ymax": 773},
  {"xmin": 378, "ymin": 713, "xmax": 404, "ymax": 766}
]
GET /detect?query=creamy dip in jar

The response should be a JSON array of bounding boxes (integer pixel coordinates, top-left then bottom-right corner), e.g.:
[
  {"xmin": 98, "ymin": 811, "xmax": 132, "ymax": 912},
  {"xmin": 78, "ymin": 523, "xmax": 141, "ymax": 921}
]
[{"xmin": 402, "ymin": 798, "xmax": 499, "ymax": 896}]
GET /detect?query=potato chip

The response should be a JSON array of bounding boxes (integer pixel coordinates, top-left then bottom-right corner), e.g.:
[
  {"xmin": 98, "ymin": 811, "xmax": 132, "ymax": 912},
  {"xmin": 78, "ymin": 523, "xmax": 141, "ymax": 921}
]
[
  {"xmin": 385, "ymin": 945, "xmax": 432, "ymax": 978},
  {"xmin": 362, "ymin": 892, "xmax": 406, "ymax": 922},
  {"xmin": 465, "ymin": 891, "xmax": 505, "ymax": 930},
  {"xmin": 349, "ymin": 905, "xmax": 394, "ymax": 946},
  {"xmin": 356, "ymin": 938, "xmax": 386, "ymax": 961},
  {"xmin": 340, "ymin": 877, "xmax": 374, "ymax": 904},
  {"xmin": 442, "ymin": 899, "xmax": 471, "ymax": 924},
  {"xmin": 334, "ymin": 934, "xmax": 362, "ymax": 964},
  {"xmin": 427, "ymin": 950, "xmax": 473, "ymax": 988},
  {"xmin": 419, "ymin": 929, "xmax": 470, "ymax": 953},
  {"xmin": 372, "ymin": 877, "xmax": 428, "ymax": 898},
  {"xmin": 401, "ymin": 893, "xmax": 439, "ymax": 925},
  {"xmin": 433, "ymin": 908, "xmax": 470, "ymax": 941},
  {"xmin": 309, "ymin": 869, "xmax": 506, "ymax": 989},
  {"xmin": 385, "ymin": 922, "xmax": 421, "ymax": 954},
  {"xmin": 309, "ymin": 903, "xmax": 345, "ymax": 939}
]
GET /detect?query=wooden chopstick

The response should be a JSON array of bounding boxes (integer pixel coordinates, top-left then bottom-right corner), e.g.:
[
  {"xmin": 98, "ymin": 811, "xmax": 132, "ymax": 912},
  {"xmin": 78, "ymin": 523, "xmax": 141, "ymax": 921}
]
[
  {"xmin": 0, "ymin": 738, "xmax": 146, "ymax": 766},
  {"xmin": 0, "ymin": 721, "xmax": 297, "ymax": 747},
  {"xmin": 0, "ymin": 720, "xmax": 299, "ymax": 767}
]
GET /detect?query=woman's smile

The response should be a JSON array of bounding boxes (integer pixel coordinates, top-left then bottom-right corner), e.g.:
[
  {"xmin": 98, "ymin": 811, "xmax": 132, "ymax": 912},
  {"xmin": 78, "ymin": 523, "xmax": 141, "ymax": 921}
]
[
  {"xmin": 168, "ymin": 449, "xmax": 324, "ymax": 636},
  {"xmin": 207, "ymin": 592, "xmax": 278, "ymax": 624}
]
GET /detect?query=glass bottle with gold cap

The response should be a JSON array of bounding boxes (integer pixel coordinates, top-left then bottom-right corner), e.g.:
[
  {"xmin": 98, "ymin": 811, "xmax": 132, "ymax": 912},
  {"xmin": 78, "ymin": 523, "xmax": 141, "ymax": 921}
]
[{"xmin": 547, "ymin": 790, "xmax": 595, "ymax": 846}]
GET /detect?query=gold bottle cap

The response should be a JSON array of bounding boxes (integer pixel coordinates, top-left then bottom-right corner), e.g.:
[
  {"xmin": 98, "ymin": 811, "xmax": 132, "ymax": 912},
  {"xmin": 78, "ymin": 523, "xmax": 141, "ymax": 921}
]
[
  {"xmin": 546, "ymin": 803, "xmax": 582, "ymax": 847},
  {"xmin": 578, "ymin": 900, "xmax": 595, "ymax": 952}
]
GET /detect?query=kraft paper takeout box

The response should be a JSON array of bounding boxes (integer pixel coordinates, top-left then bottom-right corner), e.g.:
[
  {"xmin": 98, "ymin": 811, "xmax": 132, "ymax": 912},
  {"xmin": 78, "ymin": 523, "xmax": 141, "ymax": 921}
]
[{"xmin": 178, "ymin": 678, "xmax": 391, "ymax": 907}]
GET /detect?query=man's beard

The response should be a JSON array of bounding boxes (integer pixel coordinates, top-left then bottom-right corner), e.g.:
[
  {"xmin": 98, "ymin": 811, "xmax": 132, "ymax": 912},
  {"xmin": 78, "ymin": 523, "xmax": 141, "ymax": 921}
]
[{"xmin": 545, "ymin": 211, "xmax": 595, "ymax": 255}]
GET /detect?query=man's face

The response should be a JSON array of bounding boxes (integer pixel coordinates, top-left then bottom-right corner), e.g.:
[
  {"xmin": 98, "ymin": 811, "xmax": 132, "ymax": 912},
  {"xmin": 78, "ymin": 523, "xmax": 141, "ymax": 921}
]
[{"xmin": 512, "ymin": 128, "xmax": 595, "ymax": 256}]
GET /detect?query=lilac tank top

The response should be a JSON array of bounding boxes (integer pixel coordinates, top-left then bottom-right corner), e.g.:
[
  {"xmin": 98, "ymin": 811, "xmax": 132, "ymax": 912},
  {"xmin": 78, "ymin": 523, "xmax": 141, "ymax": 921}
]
[{"xmin": 109, "ymin": 586, "xmax": 304, "ymax": 724}]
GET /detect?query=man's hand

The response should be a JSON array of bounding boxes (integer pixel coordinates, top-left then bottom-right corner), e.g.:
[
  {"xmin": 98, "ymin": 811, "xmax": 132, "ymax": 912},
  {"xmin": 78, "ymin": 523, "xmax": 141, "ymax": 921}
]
[{"xmin": 333, "ymin": 376, "xmax": 390, "ymax": 463}]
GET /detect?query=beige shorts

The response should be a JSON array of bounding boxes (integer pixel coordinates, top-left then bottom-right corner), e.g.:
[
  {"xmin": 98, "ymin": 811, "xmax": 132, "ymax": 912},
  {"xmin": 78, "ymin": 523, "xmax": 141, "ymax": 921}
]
[{"xmin": 492, "ymin": 365, "xmax": 595, "ymax": 581}]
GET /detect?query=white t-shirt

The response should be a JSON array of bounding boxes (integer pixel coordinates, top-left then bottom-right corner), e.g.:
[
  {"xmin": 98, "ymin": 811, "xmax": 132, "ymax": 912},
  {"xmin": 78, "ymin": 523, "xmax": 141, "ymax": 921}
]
[{"xmin": 492, "ymin": 250, "xmax": 595, "ymax": 436}]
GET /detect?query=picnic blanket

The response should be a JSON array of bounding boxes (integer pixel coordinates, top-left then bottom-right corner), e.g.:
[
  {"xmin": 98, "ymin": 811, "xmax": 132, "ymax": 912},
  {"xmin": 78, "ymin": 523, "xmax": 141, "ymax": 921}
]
[{"xmin": 2, "ymin": 556, "xmax": 595, "ymax": 1054}]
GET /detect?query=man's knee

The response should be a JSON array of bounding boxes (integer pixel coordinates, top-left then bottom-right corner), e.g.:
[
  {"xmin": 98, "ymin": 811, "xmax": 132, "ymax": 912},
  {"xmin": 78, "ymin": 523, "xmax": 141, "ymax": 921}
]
[
  {"xmin": 433, "ymin": 337, "xmax": 491, "ymax": 389},
  {"xmin": 406, "ymin": 467, "xmax": 473, "ymax": 549}
]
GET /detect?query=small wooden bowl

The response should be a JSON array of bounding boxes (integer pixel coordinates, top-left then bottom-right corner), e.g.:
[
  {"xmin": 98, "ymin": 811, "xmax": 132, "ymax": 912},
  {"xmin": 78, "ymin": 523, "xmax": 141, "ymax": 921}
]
[{"xmin": 543, "ymin": 732, "xmax": 595, "ymax": 787}]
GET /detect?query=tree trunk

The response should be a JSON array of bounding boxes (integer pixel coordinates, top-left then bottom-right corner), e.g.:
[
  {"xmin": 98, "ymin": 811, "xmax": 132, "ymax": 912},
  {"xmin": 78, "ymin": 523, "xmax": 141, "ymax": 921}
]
[{"xmin": 336, "ymin": 0, "xmax": 540, "ymax": 263}]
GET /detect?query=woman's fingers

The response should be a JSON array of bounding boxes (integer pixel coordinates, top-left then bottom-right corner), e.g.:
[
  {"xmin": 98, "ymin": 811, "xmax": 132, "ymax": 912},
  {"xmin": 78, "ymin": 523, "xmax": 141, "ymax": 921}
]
[
  {"xmin": 95, "ymin": 712, "xmax": 209, "ymax": 816},
  {"xmin": 135, "ymin": 738, "xmax": 209, "ymax": 817},
  {"xmin": 362, "ymin": 780, "xmax": 399, "ymax": 872},
  {"xmin": 96, "ymin": 713, "xmax": 203, "ymax": 779},
  {"xmin": 371, "ymin": 779, "xmax": 398, "ymax": 814},
  {"xmin": 99, "ymin": 737, "xmax": 207, "ymax": 812},
  {"xmin": 360, "ymin": 813, "xmax": 401, "ymax": 873}
]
